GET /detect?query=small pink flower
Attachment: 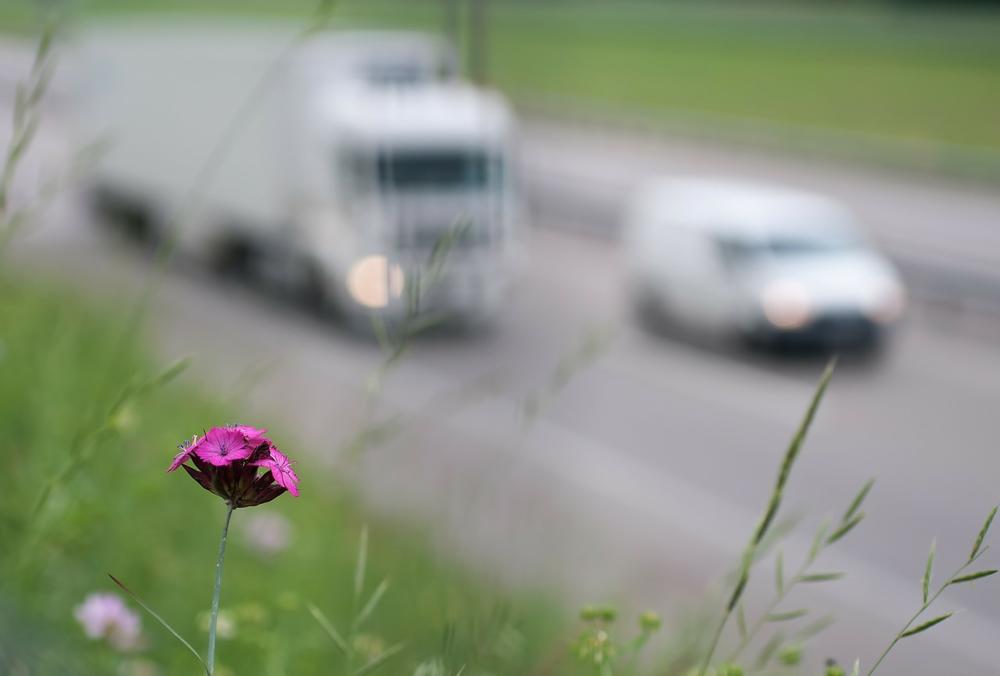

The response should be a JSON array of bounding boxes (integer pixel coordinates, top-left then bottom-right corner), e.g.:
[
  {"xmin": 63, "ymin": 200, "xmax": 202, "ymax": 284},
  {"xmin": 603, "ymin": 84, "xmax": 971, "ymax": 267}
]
[
  {"xmin": 167, "ymin": 424, "xmax": 299, "ymax": 507},
  {"xmin": 191, "ymin": 427, "xmax": 254, "ymax": 467},
  {"xmin": 74, "ymin": 592, "xmax": 142, "ymax": 652},
  {"xmin": 254, "ymin": 447, "xmax": 299, "ymax": 497}
]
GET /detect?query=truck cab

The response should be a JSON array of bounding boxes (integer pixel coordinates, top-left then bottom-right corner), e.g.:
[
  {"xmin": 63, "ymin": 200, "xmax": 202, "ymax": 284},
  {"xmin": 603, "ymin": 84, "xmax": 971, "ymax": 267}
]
[{"xmin": 293, "ymin": 81, "xmax": 517, "ymax": 322}]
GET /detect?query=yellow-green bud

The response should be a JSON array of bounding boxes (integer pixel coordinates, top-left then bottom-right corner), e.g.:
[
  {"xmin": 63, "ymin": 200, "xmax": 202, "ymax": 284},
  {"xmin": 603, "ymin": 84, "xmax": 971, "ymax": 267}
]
[
  {"xmin": 717, "ymin": 663, "xmax": 744, "ymax": 676},
  {"xmin": 639, "ymin": 610, "xmax": 662, "ymax": 632},
  {"xmin": 825, "ymin": 666, "xmax": 846, "ymax": 676},
  {"xmin": 580, "ymin": 605, "xmax": 599, "ymax": 622},
  {"xmin": 779, "ymin": 644, "xmax": 802, "ymax": 666},
  {"xmin": 597, "ymin": 606, "xmax": 617, "ymax": 622}
]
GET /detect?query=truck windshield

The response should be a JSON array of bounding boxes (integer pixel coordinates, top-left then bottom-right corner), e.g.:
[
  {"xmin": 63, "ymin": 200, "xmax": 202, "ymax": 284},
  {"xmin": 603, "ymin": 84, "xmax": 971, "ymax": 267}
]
[{"xmin": 375, "ymin": 151, "xmax": 498, "ymax": 191}]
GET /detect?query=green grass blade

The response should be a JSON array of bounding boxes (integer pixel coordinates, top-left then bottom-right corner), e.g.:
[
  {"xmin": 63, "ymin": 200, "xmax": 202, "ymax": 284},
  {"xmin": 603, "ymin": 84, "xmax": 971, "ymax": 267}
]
[
  {"xmin": 950, "ymin": 569, "xmax": 998, "ymax": 585},
  {"xmin": 809, "ymin": 519, "xmax": 830, "ymax": 561},
  {"xmin": 352, "ymin": 643, "xmax": 405, "ymax": 676},
  {"xmin": 827, "ymin": 512, "xmax": 864, "ymax": 545},
  {"xmin": 970, "ymin": 506, "xmax": 997, "ymax": 562},
  {"xmin": 354, "ymin": 525, "xmax": 369, "ymax": 609},
  {"xmin": 108, "ymin": 574, "xmax": 207, "ymax": 674},
  {"xmin": 752, "ymin": 357, "xmax": 836, "ymax": 546},
  {"xmin": 766, "ymin": 609, "xmax": 808, "ymax": 622},
  {"xmin": 922, "ymin": 539, "xmax": 936, "ymax": 604},
  {"xmin": 900, "ymin": 612, "xmax": 952, "ymax": 638},
  {"xmin": 844, "ymin": 479, "xmax": 875, "ymax": 524},
  {"xmin": 354, "ymin": 578, "xmax": 390, "ymax": 630},
  {"xmin": 307, "ymin": 602, "xmax": 349, "ymax": 655},
  {"xmin": 800, "ymin": 572, "xmax": 845, "ymax": 583}
]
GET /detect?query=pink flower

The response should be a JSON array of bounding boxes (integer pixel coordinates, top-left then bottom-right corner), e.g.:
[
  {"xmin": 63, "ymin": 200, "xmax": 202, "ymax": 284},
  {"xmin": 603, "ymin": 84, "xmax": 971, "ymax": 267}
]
[
  {"xmin": 254, "ymin": 447, "xmax": 300, "ymax": 497},
  {"xmin": 233, "ymin": 424, "xmax": 269, "ymax": 449},
  {"xmin": 167, "ymin": 424, "xmax": 299, "ymax": 507},
  {"xmin": 191, "ymin": 427, "xmax": 254, "ymax": 467},
  {"xmin": 74, "ymin": 592, "xmax": 142, "ymax": 652}
]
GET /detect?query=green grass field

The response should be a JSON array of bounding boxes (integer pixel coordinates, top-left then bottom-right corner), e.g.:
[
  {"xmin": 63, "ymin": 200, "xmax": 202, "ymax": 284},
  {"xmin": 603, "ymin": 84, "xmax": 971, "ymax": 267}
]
[
  {"xmin": 0, "ymin": 277, "xmax": 562, "ymax": 674},
  {"xmin": 3, "ymin": 0, "xmax": 1000, "ymax": 157}
]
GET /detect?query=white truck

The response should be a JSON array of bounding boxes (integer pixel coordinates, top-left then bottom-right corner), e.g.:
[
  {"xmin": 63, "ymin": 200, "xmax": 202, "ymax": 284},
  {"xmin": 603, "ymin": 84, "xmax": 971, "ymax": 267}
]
[{"xmin": 80, "ymin": 22, "xmax": 518, "ymax": 323}]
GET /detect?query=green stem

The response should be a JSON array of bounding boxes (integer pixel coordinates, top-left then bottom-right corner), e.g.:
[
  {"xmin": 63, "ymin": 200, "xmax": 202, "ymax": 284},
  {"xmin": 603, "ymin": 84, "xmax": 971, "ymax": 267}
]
[
  {"xmin": 207, "ymin": 503, "xmax": 234, "ymax": 675},
  {"xmin": 727, "ymin": 557, "xmax": 812, "ymax": 663},
  {"xmin": 866, "ymin": 552, "xmax": 982, "ymax": 675},
  {"xmin": 697, "ymin": 611, "xmax": 730, "ymax": 676}
]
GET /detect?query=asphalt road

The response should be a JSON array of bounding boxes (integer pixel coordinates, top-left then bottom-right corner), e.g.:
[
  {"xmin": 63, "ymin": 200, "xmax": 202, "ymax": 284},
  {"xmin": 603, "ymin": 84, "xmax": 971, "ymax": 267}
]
[{"xmin": 4, "ymin": 43, "xmax": 1000, "ymax": 674}]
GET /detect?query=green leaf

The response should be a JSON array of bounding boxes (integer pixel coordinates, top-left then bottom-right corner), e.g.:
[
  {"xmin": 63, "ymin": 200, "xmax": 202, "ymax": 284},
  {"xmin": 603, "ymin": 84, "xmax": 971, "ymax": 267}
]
[
  {"xmin": 827, "ymin": 512, "xmax": 864, "ymax": 545},
  {"xmin": 843, "ymin": 478, "xmax": 875, "ymax": 524},
  {"xmin": 108, "ymin": 574, "xmax": 207, "ymax": 674},
  {"xmin": 970, "ymin": 506, "xmax": 997, "ymax": 562},
  {"xmin": 352, "ymin": 643, "xmax": 404, "ymax": 676},
  {"xmin": 766, "ymin": 609, "xmax": 808, "ymax": 622},
  {"xmin": 775, "ymin": 550, "xmax": 785, "ymax": 594},
  {"xmin": 354, "ymin": 578, "xmax": 390, "ymax": 630},
  {"xmin": 800, "ymin": 572, "xmax": 845, "ymax": 583},
  {"xmin": 900, "ymin": 613, "xmax": 953, "ymax": 638},
  {"xmin": 923, "ymin": 538, "xmax": 936, "ymax": 604},
  {"xmin": 950, "ymin": 569, "xmax": 998, "ymax": 585},
  {"xmin": 307, "ymin": 603, "xmax": 349, "ymax": 655}
]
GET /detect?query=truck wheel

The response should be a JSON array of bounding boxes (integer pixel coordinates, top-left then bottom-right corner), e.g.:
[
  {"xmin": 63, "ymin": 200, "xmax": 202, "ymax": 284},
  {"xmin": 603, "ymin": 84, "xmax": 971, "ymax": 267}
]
[
  {"xmin": 88, "ymin": 184, "xmax": 160, "ymax": 246},
  {"xmin": 212, "ymin": 238, "xmax": 258, "ymax": 279}
]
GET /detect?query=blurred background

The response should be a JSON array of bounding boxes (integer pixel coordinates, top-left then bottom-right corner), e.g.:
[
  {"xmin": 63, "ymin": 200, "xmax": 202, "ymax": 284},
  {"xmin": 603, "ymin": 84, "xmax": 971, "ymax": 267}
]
[{"xmin": 1, "ymin": 1, "xmax": 1000, "ymax": 674}]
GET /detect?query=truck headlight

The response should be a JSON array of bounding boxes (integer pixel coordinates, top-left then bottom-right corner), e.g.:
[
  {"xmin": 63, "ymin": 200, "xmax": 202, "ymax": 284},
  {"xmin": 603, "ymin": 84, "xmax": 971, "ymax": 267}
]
[
  {"xmin": 761, "ymin": 279, "xmax": 812, "ymax": 331},
  {"xmin": 346, "ymin": 255, "xmax": 405, "ymax": 309}
]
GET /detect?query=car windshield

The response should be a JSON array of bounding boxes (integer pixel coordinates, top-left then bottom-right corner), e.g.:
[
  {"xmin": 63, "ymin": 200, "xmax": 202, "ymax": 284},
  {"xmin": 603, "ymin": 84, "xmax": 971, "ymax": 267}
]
[
  {"xmin": 374, "ymin": 150, "xmax": 498, "ymax": 191},
  {"xmin": 362, "ymin": 62, "xmax": 443, "ymax": 87},
  {"xmin": 716, "ymin": 231, "xmax": 861, "ymax": 267}
]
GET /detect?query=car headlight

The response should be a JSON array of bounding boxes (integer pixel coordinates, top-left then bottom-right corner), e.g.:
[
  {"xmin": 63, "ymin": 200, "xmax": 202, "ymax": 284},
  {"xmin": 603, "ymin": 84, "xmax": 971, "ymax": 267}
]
[
  {"xmin": 346, "ymin": 255, "xmax": 405, "ymax": 309},
  {"xmin": 761, "ymin": 279, "xmax": 812, "ymax": 330}
]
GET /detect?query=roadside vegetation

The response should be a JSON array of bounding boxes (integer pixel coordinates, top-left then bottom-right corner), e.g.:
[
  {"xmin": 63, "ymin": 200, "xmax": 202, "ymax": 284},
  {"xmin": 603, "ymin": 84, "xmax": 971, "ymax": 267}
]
[
  {"xmin": 3, "ymin": 1, "xmax": 1000, "ymax": 157},
  {"xmin": 0, "ymin": 277, "xmax": 564, "ymax": 674}
]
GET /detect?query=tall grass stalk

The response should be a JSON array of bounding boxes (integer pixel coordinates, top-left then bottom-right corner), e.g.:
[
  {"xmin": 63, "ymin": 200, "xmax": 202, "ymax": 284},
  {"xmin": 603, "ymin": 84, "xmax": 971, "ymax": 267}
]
[{"xmin": 697, "ymin": 357, "xmax": 836, "ymax": 675}]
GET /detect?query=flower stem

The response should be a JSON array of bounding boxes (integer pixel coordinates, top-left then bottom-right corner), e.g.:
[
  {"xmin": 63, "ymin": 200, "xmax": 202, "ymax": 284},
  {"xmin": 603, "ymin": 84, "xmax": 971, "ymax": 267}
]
[{"xmin": 207, "ymin": 503, "xmax": 234, "ymax": 675}]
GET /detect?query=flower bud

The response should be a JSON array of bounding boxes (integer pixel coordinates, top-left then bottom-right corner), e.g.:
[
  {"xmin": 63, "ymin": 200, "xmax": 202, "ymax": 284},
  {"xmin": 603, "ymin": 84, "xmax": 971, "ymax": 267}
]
[
  {"xmin": 639, "ymin": 610, "xmax": 662, "ymax": 632},
  {"xmin": 779, "ymin": 643, "xmax": 802, "ymax": 666},
  {"xmin": 597, "ymin": 606, "xmax": 617, "ymax": 622}
]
